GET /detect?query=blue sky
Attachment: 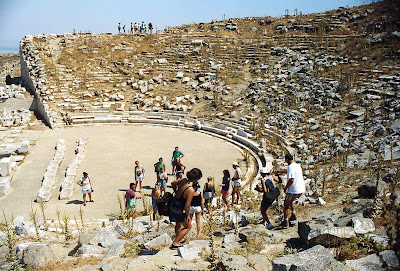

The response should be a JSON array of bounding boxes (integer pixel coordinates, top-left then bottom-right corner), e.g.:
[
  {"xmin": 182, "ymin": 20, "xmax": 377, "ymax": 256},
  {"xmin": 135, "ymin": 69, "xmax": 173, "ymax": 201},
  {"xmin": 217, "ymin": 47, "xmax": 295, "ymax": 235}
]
[{"xmin": 0, "ymin": 0, "xmax": 374, "ymax": 51}]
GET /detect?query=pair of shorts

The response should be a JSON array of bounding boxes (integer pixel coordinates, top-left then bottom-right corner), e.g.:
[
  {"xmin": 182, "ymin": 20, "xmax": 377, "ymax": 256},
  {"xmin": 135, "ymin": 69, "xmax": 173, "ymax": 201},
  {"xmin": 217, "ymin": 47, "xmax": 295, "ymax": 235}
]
[
  {"xmin": 158, "ymin": 179, "xmax": 167, "ymax": 189},
  {"xmin": 261, "ymin": 195, "xmax": 274, "ymax": 208},
  {"xmin": 136, "ymin": 175, "xmax": 143, "ymax": 182},
  {"xmin": 233, "ymin": 181, "xmax": 241, "ymax": 187},
  {"xmin": 82, "ymin": 187, "xmax": 92, "ymax": 194},
  {"xmin": 285, "ymin": 193, "xmax": 302, "ymax": 202},
  {"xmin": 221, "ymin": 190, "xmax": 229, "ymax": 196},
  {"xmin": 189, "ymin": 206, "xmax": 202, "ymax": 214},
  {"xmin": 152, "ymin": 199, "xmax": 158, "ymax": 209}
]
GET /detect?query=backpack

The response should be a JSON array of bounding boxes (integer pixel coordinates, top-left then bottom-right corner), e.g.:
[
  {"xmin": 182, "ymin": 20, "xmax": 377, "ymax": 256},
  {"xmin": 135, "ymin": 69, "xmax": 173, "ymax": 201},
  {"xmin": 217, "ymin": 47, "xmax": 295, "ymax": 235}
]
[
  {"xmin": 157, "ymin": 192, "xmax": 173, "ymax": 216},
  {"xmin": 254, "ymin": 177, "xmax": 265, "ymax": 192}
]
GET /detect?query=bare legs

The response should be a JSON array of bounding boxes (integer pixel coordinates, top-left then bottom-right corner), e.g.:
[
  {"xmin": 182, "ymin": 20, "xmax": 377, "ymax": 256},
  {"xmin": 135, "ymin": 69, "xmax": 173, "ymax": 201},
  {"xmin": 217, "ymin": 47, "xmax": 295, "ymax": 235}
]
[
  {"xmin": 260, "ymin": 206, "xmax": 271, "ymax": 224},
  {"xmin": 231, "ymin": 187, "xmax": 240, "ymax": 205},
  {"xmin": 173, "ymin": 220, "xmax": 192, "ymax": 246}
]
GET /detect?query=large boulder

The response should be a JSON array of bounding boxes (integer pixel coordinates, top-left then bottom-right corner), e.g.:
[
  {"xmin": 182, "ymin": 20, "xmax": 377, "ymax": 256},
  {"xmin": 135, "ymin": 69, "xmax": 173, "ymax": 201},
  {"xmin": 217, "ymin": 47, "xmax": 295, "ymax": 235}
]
[
  {"xmin": 298, "ymin": 219, "xmax": 355, "ymax": 246},
  {"xmin": 272, "ymin": 245, "xmax": 349, "ymax": 271},
  {"xmin": 144, "ymin": 233, "xmax": 172, "ymax": 250},
  {"xmin": 239, "ymin": 226, "xmax": 272, "ymax": 243},
  {"xmin": 102, "ymin": 242, "xmax": 125, "ymax": 261},
  {"xmin": 97, "ymin": 227, "xmax": 119, "ymax": 248},
  {"xmin": 77, "ymin": 244, "xmax": 106, "ymax": 257},
  {"xmin": 343, "ymin": 199, "xmax": 375, "ymax": 218},
  {"xmin": 21, "ymin": 243, "xmax": 57, "ymax": 269},
  {"xmin": 352, "ymin": 217, "xmax": 375, "ymax": 234},
  {"xmin": 345, "ymin": 254, "xmax": 383, "ymax": 271}
]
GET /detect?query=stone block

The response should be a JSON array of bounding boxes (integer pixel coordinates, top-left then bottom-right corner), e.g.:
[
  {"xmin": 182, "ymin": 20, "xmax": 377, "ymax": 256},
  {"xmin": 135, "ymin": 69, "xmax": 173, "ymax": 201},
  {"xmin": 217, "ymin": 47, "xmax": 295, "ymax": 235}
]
[
  {"xmin": 298, "ymin": 219, "xmax": 355, "ymax": 246},
  {"xmin": 21, "ymin": 243, "xmax": 57, "ymax": 269},
  {"xmin": 102, "ymin": 241, "xmax": 125, "ymax": 261},
  {"xmin": 272, "ymin": 245, "xmax": 349, "ymax": 271},
  {"xmin": 0, "ymin": 157, "xmax": 11, "ymax": 177},
  {"xmin": 345, "ymin": 254, "xmax": 383, "ymax": 271},
  {"xmin": 352, "ymin": 217, "xmax": 375, "ymax": 234},
  {"xmin": 144, "ymin": 233, "xmax": 172, "ymax": 250},
  {"xmin": 97, "ymin": 227, "xmax": 119, "ymax": 248},
  {"xmin": 221, "ymin": 254, "xmax": 253, "ymax": 271},
  {"xmin": 0, "ymin": 177, "xmax": 11, "ymax": 196},
  {"xmin": 77, "ymin": 244, "xmax": 106, "ymax": 256},
  {"xmin": 16, "ymin": 140, "xmax": 30, "ymax": 154},
  {"xmin": 379, "ymin": 250, "xmax": 399, "ymax": 269},
  {"xmin": 178, "ymin": 240, "xmax": 210, "ymax": 260}
]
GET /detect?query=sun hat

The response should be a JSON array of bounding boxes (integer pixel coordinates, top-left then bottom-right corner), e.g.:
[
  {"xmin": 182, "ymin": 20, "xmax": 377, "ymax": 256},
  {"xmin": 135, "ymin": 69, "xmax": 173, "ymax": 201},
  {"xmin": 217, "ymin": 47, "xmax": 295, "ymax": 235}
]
[{"xmin": 232, "ymin": 161, "xmax": 239, "ymax": 166}]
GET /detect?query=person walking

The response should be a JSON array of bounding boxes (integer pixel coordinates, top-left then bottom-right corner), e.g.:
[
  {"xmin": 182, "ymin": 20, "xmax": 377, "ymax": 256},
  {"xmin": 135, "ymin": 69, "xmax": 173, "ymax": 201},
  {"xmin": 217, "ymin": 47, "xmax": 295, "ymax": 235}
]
[
  {"xmin": 171, "ymin": 146, "xmax": 184, "ymax": 175},
  {"xmin": 278, "ymin": 153, "xmax": 305, "ymax": 228},
  {"xmin": 220, "ymin": 170, "xmax": 230, "ymax": 207},
  {"xmin": 76, "ymin": 172, "xmax": 93, "ymax": 206},
  {"xmin": 259, "ymin": 168, "xmax": 281, "ymax": 230},
  {"xmin": 203, "ymin": 176, "xmax": 215, "ymax": 209},
  {"xmin": 123, "ymin": 24, "xmax": 126, "ymax": 34},
  {"xmin": 231, "ymin": 162, "xmax": 242, "ymax": 205},
  {"xmin": 134, "ymin": 161, "xmax": 145, "ymax": 192},
  {"xmin": 169, "ymin": 168, "xmax": 202, "ymax": 249},
  {"xmin": 190, "ymin": 182, "xmax": 204, "ymax": 237},
  {"xmin": 154, "ymin": 157, "xmax": 165, "ymax": 182}
]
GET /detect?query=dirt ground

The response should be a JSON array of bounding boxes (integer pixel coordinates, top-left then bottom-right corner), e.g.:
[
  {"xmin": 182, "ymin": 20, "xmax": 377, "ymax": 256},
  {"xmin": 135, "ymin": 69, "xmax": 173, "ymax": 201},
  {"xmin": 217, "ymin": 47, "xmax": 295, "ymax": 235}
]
[{"xmin": 0, "ymin": 124, "xmax": 246, "ymax": 221}]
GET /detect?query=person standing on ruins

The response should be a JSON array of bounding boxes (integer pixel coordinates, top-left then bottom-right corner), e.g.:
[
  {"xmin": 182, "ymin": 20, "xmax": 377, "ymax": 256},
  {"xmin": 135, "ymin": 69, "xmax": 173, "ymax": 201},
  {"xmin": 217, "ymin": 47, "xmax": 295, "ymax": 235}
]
[
  {"xmin": 118, "ymin": 23, "xmax": 121, "ymax": 34},
  {"xmin": 277, "ymin": 153, "xmax": 305, "ymax": 228},
  {"xmin": 130, "ymin": 22, "xmax": 133, "ymax": 34},
  {"xmin": 175, "ymin": 158, "xmax": 186, "ymax": 179},
  {"xmin": 154, "ymin": 157, "xmax": 166, "ymax": 182},
  {"xmin": 148, "ymin": 22, "xmax": 153, "ymax": 34},
  {"xmin": 220, "ymin": 170, "xmax": 230, "ymax": 206},
  {"xmin": 158, "ymin": 167, "xmax": 168, "ymax": 196},
  {"xmin": 134, "ymin": 161, "xmax": 145, "ymax": 192},
  {"xmin": 123, "ymin": 24, "xmax": 126, "ymax": 34},
  {"xmin": 76, "ymin": 172, "xmax": 93, "ymax": 206},
  {"xmin": 134, "ymin": 22, "xmax": 138, "ymax": 34},
  {"xmin": 170, "ymin": 168, "xmax": 202, "ymax": 249},
  {"xmin": 171, "ymin": 146, "xmax": 184, "ymax": 175},
  {"xmin": 231, "ymin": 161, "xmax": 242, "ymax": 205}
]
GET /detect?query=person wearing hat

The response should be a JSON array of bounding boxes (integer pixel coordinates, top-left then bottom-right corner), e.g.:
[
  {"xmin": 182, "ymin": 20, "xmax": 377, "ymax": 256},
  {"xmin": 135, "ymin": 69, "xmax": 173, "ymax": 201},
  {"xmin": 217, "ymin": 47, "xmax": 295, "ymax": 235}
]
[
  {"xmin": 259, "ymin": 167, "xmax": 281, "ymax": 230},
  {"xmin": 231, "ymin": 161, "xmax": 242, "ymax": 205}
]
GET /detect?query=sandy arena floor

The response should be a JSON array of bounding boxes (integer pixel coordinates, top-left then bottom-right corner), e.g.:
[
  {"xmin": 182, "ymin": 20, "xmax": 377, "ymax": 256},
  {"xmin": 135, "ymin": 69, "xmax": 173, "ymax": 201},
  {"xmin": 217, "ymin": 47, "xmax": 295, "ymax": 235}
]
[{"xmin": 0, "ymin": 125, "xmax": 246, "ymax": 221}]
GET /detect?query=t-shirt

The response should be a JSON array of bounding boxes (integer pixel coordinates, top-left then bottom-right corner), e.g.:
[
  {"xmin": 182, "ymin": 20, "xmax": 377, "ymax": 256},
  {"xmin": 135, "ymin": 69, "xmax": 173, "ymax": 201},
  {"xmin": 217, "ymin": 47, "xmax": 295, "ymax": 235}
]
[
  {"xmin": 221, "ymin": 177, "xmax": 230, "ymax": 191},
  {"xmin": 135, "ymin": 166, "xmax": 144, "ymax": 176},
  {"xmin": 125, "ymin": 189, "xmax": 136, "ymax": 204},
  {"xmin": 233, "ymin": 167, "xmax": 241, "ymax": 181},
  {"xmin": 173, "ymin": 150, "xmax": 183, "ymax": 160},
  {"xmin": 286, "ymin": 162, "xmax": 305, "ymax": 194},
  {"xmin": 156, "ymin": 162, "xmax": 165, "ymax": 172}
]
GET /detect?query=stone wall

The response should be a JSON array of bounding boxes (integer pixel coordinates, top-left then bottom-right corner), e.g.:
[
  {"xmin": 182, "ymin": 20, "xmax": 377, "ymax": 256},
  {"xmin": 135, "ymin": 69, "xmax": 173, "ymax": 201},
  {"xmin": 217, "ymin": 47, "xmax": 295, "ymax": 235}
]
[{"xmin": 19, "ymin": 38, "xmax": 54, "ymax": 128}]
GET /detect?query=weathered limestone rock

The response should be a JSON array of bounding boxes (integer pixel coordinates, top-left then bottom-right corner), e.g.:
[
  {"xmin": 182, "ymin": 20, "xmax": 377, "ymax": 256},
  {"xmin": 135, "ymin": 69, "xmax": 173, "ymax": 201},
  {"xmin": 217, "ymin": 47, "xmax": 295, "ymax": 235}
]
[
  {"xmin": 298, "ymin": 219, "xmax": 355, "ymax": 246},
  {"xmin": 77, "ymin": 244, "xmax": 106, "ymax": 256},
  {"xmin": 97, "ymin": 227, "xmax": 119, "ymax": 248},
  {"xmin": 0, "ymin": 177, "xmax": 11, "ymax": 196},
  {"xmin": 178, "ymin": 240, "xmax": 210, "ymax": 260},
  {"xmin": 144, "ymin": 233, "xmax": 172, "ymax": 250},
  {"xmin": 21, "ymin": 243, "xmax": 57, "ymax": 269},
  {"xmin": 102, "ymin": 242, "xmax": 125, "ymax": 261},
  {"xmin": 221, "ymin": 254, "xmax": 253, "ymax": 271},
  {"xmin": 272, "ymin": 245, "xmax": 349, "ymax": 271},
  {"xmin": 0, "ymin": 157, "xmax": 11, "ymax": 177},
  {"xmin": 352, "ymin": 217, "xmax": 375, "ymax": 234},
  {"xmin": 345, "ymin": 254, "xmax": 383, "ymax": 271},
  {"xmin": 379, "ymin": 250, "xmax": 400, "ymax": 270}
]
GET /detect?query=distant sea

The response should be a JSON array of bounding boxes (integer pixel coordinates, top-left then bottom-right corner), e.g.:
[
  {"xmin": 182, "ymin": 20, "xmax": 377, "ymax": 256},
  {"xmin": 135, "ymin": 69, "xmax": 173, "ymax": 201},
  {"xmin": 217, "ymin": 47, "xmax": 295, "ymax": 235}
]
[{"xmin": 0, "ymin": 47, "xmax": 19, "ymax": 54}]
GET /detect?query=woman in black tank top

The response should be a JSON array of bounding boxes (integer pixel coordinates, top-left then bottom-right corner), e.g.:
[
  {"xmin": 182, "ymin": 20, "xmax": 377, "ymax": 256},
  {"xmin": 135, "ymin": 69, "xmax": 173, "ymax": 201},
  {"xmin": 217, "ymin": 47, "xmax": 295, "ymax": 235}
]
[
  {"xmin": 170, "ymin": 168, "xmax": 203, "ymax": 249},
  {"xmin": 190, "ymin": 181, "xmax": 204, "ymax": 237}
]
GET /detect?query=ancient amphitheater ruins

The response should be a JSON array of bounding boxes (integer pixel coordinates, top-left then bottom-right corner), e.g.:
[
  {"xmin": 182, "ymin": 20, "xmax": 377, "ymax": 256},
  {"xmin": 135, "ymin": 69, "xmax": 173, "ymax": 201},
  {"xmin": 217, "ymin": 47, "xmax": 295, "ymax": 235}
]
[{"xmin": 0, "ymin": 1, "xmax": 399, "ymax": 270}]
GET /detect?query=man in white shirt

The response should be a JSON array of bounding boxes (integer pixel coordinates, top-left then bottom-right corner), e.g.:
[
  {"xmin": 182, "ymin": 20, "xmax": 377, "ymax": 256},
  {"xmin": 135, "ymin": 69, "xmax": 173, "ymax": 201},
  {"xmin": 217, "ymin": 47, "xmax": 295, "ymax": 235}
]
[{"xmin": 278, "ymin": 153, "xmax": 305, "ymax": 228}]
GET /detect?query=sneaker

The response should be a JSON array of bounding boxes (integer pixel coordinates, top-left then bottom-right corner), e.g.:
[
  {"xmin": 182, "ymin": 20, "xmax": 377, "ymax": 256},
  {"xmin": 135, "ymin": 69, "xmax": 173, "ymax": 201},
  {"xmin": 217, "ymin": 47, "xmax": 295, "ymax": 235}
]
[
  {"xmin": 266, "ymin": 223, "xmax": 274, "ymax": 230},
  {"xmin": 279, "ymin": 220, "xmax": 288, "ymax": 229},
  {"xmin": 289, "ymin": 214, "xmax": 297, "ymax": 222}
]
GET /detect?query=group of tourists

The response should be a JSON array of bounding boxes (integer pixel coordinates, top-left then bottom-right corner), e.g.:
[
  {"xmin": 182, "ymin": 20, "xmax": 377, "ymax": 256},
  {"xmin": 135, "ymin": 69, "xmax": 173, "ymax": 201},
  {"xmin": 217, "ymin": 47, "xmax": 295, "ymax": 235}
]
[
  {"xmin": 77, "ymin": 146, "xmax": 304, "ymax": 249},
  {"xmin": 118, "ymin": 22, "xmax": 153, "ymax": 35}
]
